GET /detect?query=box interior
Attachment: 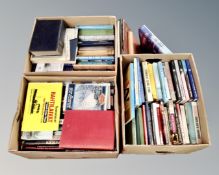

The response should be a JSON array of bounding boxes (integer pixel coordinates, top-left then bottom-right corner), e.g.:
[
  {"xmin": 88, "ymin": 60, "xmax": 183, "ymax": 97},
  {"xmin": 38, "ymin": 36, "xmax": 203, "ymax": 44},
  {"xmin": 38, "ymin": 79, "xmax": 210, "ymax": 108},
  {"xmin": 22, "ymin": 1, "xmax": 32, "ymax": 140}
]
[
  {"xmin": 9, "ymin": 76, "xmax": 119, "ymax": 158},
  {"xmin": 120, "ymin": 53, "xmax": 210, "ymax": 154}
]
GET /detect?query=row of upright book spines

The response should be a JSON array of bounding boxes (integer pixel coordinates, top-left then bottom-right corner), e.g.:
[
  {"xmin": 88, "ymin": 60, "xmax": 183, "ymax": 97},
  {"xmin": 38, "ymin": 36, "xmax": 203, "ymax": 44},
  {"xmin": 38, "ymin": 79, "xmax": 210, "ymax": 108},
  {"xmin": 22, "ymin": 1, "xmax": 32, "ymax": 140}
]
[
  {"xmin": 129, "ymin": 100, "xmax": 201, "ymax": 146},
  {"xmin": 133, "ymin": 58, "xmax": 198, "ymax": 107}
]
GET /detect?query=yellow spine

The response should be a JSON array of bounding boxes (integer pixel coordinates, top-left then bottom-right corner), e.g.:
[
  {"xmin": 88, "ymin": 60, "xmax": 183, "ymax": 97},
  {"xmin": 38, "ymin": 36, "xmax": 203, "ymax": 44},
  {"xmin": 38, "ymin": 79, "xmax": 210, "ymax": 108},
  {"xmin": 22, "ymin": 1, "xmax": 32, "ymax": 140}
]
[{"xmin": 147, "ymin": 63, "xmax": 157, "ymax": 100}]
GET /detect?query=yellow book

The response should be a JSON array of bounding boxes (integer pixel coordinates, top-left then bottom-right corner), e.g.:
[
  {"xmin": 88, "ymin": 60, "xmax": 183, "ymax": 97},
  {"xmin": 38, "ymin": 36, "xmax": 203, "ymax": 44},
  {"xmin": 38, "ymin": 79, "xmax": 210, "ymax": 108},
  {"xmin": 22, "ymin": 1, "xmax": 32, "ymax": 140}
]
[
  {"xmin": 147, "ymin": 63, "xmax": 158, "ymax": 100},
  {"xmin": 21, "ymin": 82, "xmax": 63, "ymax": 132}
]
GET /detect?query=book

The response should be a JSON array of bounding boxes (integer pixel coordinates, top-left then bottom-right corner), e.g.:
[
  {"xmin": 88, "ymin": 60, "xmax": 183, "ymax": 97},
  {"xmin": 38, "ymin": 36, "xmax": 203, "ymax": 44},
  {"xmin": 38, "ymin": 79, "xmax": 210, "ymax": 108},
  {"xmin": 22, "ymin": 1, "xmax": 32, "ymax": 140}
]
[
  {"xmin": 136, "ymin": 107, "xmax": 145, "ymax": 145},
  {"xmin": 156, "ymin": 105, "xmax": 164, "ymax": 145},
  {"xmin": 145, "ymin": 102, "xmax": 154, "ymax": 145},
  {"xmin": 179, "ymin": 105, "xmax": 190, "ymax": 144},
  {"xmin": 65, "ymin": 83, "xmax": 75, "ymax": 110},
  {"xmin": 128, "ymin": 31, "xmax": 135, "ymax": 54},
  {"xmin": 78, "ymin": 29, "xmax": 114, "ymax": 36},
  {"xmin": 151, "ymin": 103, "xmax": 161, "ymax": 145},
  {"xmin": 138, "ymin": 25, "xmax": 172, "ymax": 53},
  {"xmin": 35, "ymin": 63, "xmax": 64, "ymax": 72},
  {"xmin": 77, "ymin": 49, "xmax": 114, "ymax": 56},
  {"xmin": 78, "ymin": 40, "xmax": 114, "ymax": 47},
  {"xmin": 142, "ymin": 62, "xmax": 153, "ymax": 102},
  {"xmin": 185, "ymin": 60, "xmax": 198, "ymax": 101},
  {"xmin": 78, "ymin": 25, "xmax": 114, "ymax": 30},
  {"xmin": 185, "ymin": 102, "xmax": 198, "ymax": 144},
  {"xmin": 163, "ymin": 107, "xmax": 171, "ymax": 145},
  {"xmin": 125, "ymin": 119, "xmax": 137, "ymax": 145},
  {"xmin": 147, "ymin": 63, "xmax": 158, "ymax": 100},
  {"xmin": 124, "ymin": 63, "xmax": 136, "ymax": 124},
  {"xmin": 142, "ymin": 104, "xmax": 148, "ymax": 144},
  {"xmin": 59, "ymin": 110, "xmax": 115, "ymax": 150},
  {"xmin": 76, "ymin": 56, "xmax": 114, "ymax": 61},
  {"xmin": 29, "ymin": 20, "xmax": 66, "ymax": 56},
  {"xmin": 134, "ymin": 58, "xmax": 140, "ymax": 106},
  {"xmin": 153, "ymin": 63, "xmax": 163, "ymax": 100},
  {"xmin": 163, "ymin": 62, "xmax": 176, "ymax": 101},
  {"xmin": 78, "ymin": 35, "xmax": 115, "ymax": 41},
  {"xmin": 137, "ymin": 59, "xmax": 145, "ymax": 105},
  {"xmin": 72, "ymin": 83, "xmax": 110, "ymax": 110},
  {"xmin": 21, "ymin": 83, "xmax": 63, "ymax": 132},
  {"xmin": 174, "ymin": 105, "xmax": 183, "ymax": 144}
]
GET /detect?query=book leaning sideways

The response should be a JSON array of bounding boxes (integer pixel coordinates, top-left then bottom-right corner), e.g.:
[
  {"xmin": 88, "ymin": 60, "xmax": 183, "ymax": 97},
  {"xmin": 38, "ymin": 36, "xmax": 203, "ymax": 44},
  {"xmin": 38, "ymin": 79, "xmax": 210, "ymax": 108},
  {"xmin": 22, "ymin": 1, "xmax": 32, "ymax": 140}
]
[{"xmin": 21, "ymin": 83, "xmax": 63, "ymax": 132}]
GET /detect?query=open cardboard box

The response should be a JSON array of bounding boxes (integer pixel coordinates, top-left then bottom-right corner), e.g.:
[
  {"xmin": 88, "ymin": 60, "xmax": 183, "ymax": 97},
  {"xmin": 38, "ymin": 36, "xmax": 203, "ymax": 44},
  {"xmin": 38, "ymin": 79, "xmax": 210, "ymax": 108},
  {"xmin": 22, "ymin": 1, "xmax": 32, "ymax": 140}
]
[
  {"xmin": 120, "ymin": 53, "xmax": 210, "ymax": 154},
  {"xmin": 8, "ymin": 76, "xmax": 119, "ymax": 159},
  {"xmin": 24, "ymin": 16, "xmax": 119, "ymax": 77}
]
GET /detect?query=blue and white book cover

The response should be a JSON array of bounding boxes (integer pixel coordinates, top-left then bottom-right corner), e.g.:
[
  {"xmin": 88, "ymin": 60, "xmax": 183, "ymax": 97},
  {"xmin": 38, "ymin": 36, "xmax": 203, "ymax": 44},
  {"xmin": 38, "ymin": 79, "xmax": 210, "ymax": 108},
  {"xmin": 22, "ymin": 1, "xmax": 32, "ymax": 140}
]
[
  {"xmin": 134, "ymin": 58, "xmax": 140, "ymax": 106},
  {"xmin": 130, "ymin": 63, "xmax": 136, "ymax": 120}
]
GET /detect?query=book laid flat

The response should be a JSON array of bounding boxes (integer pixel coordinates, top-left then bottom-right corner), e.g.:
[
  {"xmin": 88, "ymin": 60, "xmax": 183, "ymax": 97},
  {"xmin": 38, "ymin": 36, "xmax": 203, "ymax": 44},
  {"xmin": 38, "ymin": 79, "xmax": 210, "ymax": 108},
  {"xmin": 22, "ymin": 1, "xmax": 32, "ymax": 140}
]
[
  {"xmin": 29, "ymin": 20, "xmax": 67, "ymax": 56},
  {"xmin": 59, "ymin": 110, "xmax": 115, "ymax": 150},
  {"xmin": 21, "ymin": 83, "xmax": 63, "ymax": 131}
]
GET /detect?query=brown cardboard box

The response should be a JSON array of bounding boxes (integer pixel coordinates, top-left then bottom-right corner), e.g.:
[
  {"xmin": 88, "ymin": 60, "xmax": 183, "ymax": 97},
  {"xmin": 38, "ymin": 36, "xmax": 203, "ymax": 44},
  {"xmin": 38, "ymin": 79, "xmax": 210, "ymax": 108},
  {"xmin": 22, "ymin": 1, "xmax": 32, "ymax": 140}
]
[
  {"xmin": 24, "ymin": 16, "xmax": 119, "ymax": 76},
  {"xmin": 8, "ymin": 76, "xmax": 119, "ymax": 159},
  {"xmin": 120, "ymin": 53, "xmax": 210, "ymax": 154}
]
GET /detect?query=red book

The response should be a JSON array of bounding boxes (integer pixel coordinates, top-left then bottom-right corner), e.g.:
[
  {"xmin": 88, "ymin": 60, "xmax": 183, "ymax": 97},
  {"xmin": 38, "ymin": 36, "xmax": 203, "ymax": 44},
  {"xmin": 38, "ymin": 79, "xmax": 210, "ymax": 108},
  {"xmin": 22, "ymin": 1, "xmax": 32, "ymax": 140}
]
[
  {"xmin": 156, "ymin": 107, "xmax": 164, "ymax": 145},
  {"xmin": 59, "ymin": 110, "xmax": 115, "ymax": 150},
  {"xmin": 141, "ymin": 104, "xmax": 148, "ymax": 145}
]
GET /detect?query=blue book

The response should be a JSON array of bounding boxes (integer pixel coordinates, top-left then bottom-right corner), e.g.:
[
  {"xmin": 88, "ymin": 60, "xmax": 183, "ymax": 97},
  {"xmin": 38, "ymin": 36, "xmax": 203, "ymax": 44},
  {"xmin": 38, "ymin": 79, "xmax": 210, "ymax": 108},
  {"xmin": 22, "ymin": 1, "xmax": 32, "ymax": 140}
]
[
  {"xmin": 130, "ymin": 63, "xmax": 136, "ymax": 119},
  {"xmin": 145, "ymin": 102, "xmax": 154, "ymax": 145},
  {"xmin": 182, "ymin": 60, "xmax": 193, "ymax": 99},
  {"xmin": 137, "ymin": 58, "xmax": 145, "ymax": 105},
  {"xmin": 153, "ymin": 63, "xmax": 163, "ymax": 100},
  {"xmin": 185, "ymin": 60, "xmax": 198, "ymax": 101},
  {"xmin": 77, "ymin": 25, "xmax": 113, "ymax": 30},
  {"xmin": 157, "ymin": 62, "xmax": 169, "ymax": 103},
  {"xmin": 185, "ymin": 103, "xmax": 197, "ymax": 144}
]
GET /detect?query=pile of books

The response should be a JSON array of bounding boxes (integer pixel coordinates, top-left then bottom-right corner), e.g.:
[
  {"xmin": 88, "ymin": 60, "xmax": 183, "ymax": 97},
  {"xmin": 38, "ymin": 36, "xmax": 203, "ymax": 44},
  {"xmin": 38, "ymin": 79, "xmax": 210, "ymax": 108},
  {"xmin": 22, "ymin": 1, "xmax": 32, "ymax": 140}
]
[
  {"xmin": 124, "ymin": 58, "xmax": 201, "ymax": 145},
  {"xmin": 77, "ymin": 25, "xmax": 115, "ymax": 65},
  {"xmin": 20, "ymin": 82, "xmax": 115, "ymax": 151}
]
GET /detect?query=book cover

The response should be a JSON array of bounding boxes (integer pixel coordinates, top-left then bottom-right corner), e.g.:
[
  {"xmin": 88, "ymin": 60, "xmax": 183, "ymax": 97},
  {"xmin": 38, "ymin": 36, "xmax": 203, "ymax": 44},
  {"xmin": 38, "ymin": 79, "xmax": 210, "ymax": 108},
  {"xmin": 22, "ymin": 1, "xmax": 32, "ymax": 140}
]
[
  {"xmin": 65, "ymin": 84, "xmax": 75, "ymax": 110},
  {"xmin": 77, "ymin": 49, "xmax": 114, "ymax": 56},
  {"xmin": 145, "ymin": 102, "xmax": 154, "ymax": 145},
  {"xmin": 163, "ymin": 107, "xmax": 171, "ymax": 145},
  {"xmin": 156, "ymin": 106, "xmax": 164, "ymax": 145},
  {"xmin": 142, "ymin": 104, "xmax": 148, "ymax": 145},
  {"xmin": 174, "ymin": 105, "xmax": 183, "ymax": 144},
  {"xmin": 147, "ymin": 63, "xmax": 158, "ymax": 100},
  {"xmin": 138, "ymin": 25, "xmax": 172, "ymax": 53},
  {"xmin": 21, "ymin": 83, "xmax": 63, "ymax": 132},
  {"xmin": 134, "ymin": 58, "xmax": 140, "ymax": 106},
  {"xmin": 135, "ymin": 107, "xmax": 145, "ymax": 145},
  {"xmin": 78, "ymin": 29, "xmax": 114, "ymax": 36},
  {"xmin": 185, "ymin": 60, "xmax": 198, "ymax": 101},
  {"xmin": 78, "ymin": 25, "xmax": 114, "ymax": 30},
  {"xmin": 29, "ymin": 20, "xmax": 66, "ymax": 56},
  {"xmin": 78, "ymin": 35, "xmax": 115, "ymax": 41},
  {"xmin": 35, "ymin": 63, "xmax": 64, "ymax": 72},
  {"xmin": 142, "ymin": 62, "xmax": 153, "ymax": 102},
  {"xmin": 59, "ymin": 110, "xmax": 115, "ymax": 150},
  {"xmin": 137, "ymin": 58, "xmax": 145, "ymax": 105},
  {"xmin": 76, "ymin": 56, "xmax": 114, "ymax": 61},
  {"xmin": 153, "ymin": 63, "xmax": 163, "ymax": 100},
  {"xmin": 78, "ymin": 40, "xmax": 114, "ymax": 47},
  {"xmin": 125, "ymin": 118, "xmax": 137, "ymax": 145},
  {"xmin": 151, "ymin": 103, "xmax": 161, "ymax": 145},
  {"xmin": 72, "ymin": 83, "xmax": 109, "ymax": 110},
  {"xmin": 124, "ymin": 63, "xmax": 136, "ymax": 124},
  {"xmin": 179, "ymin": 105, "xmax": 190, "ymax": 144}
]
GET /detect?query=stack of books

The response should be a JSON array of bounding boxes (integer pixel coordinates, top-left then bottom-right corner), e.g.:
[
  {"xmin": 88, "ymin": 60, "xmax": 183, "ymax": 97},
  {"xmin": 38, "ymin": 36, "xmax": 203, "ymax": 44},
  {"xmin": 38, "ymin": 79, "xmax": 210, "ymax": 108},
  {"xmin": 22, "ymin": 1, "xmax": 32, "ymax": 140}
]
[
  {"xmin": 76, "ymin": 25, "xmax": 115, "ymax": 65},
  {"xmin": 124, "ymin": 58, "xmax": 201, "ymax": 145},
  {"xmin": 20, "ymin": 82, "xmax": 115, "ymax": 151}
]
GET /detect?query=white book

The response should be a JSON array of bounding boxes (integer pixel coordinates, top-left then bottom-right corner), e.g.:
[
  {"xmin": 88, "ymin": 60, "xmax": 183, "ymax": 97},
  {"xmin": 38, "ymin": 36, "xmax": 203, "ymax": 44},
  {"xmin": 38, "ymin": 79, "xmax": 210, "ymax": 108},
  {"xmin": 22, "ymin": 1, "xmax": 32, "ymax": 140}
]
[
  {"xmin": 65, "ymin": 28, "xmax": 78, "ymax": 62},
  {"xmin": 142, "ymin": 62, "xmax": 153, "ymax": 102},
  {"xmin": 35, "ymin": 63, "xmax": 64, "ymax": 72},
  {"xmin": 151, "ymin": 103, "xmax": 161, "ymax": 145},
  {"xmin": 174, "ymin": 60, "xmax": 186, "ymax": 103},
  {"xmin": 79, "ymin": 35, "xmax": 115, "ymax": 41},
  {"xmin": 180, "ymin": 105, "xmax": 190, "ymax": 144},
  {"xmin": 134, "ymin": 58, "xmax": 140, "ymax": 106},
  {"xmin": 191, "ymin": 102, "xmax": 202, "ymax": 144},
  {"xmin": 21, "ymin": 131, "xmax": 53, "ymax": 140}
]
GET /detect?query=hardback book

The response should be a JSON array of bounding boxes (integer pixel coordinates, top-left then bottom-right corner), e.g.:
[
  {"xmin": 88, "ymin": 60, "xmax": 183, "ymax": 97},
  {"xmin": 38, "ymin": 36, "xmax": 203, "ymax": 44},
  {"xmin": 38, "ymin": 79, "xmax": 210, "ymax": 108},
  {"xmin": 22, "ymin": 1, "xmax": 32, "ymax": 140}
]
[
  {"xmin": 179, "ymin": 105, "xmax": 190, "ymax": 144},
  {"xmin": 138, "ymin": 25, "xmax": 172, "ymax": 53},
  {"xmin": 29, "ymin": 20, "xmax": 67, "ymax": 56},
  {"xmin": 59, "ymin": 110, "xmax": 115, "ymax": 150},
  {"xmin": 135, "ymin": 107, "xmax": 145, "ymax": 145},
  {"xmin": 72, "ymin": 83, "xmax": 110, "ymax": 110},
  {"xmin": 124, "ymin": 63, "xmax": 136, "ymax": 124},
  {"xmin": 142, "ymin": 62, "xmax": 153, "ymax": 102},
  {"xmin": 185, "ymin": 60, "xmax": 198, "ymax": 101},
  {"xmin": 21, "ymin": 83, "xmax": 63, "ymax": 132},
  {"xmin": 181, "ymin": 60, "xmax": 193, "ymax": 99},
  {"xmin": 151, "ymin": 103, "xmax": 161, "ymax": 145},
  {"xmin": 163, "ymin": 62, "xmax": 176, "ymax": 101},
  {"xmin": 153, "ymin": 63, "xmax": 163, "ymax": 100},
  {"xmin": 147, "ymin": 63, "xmax": 158, "ymax": 100},
  {"xmin": 128, "ymin": 31, "xmax": 135, "ymax": 54}
]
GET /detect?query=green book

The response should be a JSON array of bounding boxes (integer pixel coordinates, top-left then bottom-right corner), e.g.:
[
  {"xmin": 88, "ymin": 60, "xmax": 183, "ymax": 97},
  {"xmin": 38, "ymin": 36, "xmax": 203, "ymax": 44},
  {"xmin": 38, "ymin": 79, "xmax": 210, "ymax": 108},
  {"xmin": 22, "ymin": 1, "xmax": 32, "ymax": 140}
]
[
  {"xmin": 79, "ymin": 29, "xmax": 114, "ymax": 36},
  {"xmin": 136, "ymin": 107, "xmax": 145, "ymax": 145}
]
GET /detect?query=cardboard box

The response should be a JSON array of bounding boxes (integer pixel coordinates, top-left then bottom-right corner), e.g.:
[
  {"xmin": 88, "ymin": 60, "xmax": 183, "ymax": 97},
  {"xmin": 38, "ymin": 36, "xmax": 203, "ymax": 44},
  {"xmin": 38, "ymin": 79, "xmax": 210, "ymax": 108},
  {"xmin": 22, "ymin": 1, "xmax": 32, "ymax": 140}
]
[
  {"xmin": 24, "ymin": 16, "xmax": 119, "ymax": 77},
  {"xmin": 120, "ymin": 53, "xmax": 210, "ymax": 154},
  {"xmin": 8, "ymin": 76, "xmax": 119, "ymax": 159}
]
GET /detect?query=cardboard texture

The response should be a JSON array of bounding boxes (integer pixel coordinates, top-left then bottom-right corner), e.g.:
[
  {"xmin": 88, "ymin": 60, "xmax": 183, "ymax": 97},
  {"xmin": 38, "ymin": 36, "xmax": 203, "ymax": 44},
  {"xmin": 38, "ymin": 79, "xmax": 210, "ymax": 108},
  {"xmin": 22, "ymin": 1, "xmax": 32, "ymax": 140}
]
[
  {"xmin": 120, "ymin": 53, "xmax": 210, "ymax": 154},
  {"xmin": 24, "ymin": 16, "xmax": 119, "ymax": 76},
  {"xmin": 8, "ymin": 76, "xmax": 119, "ymax": 159}
]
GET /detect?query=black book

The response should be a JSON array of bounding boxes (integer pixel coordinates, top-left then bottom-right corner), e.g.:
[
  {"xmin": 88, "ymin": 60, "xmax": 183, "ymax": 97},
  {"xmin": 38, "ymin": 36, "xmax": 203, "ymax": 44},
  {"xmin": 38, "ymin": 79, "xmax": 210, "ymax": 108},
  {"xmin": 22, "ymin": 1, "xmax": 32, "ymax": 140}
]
[
  {"xmin": 29, "ymin": 19, "xmax": 67, "ymax": 56},
  {"xmin": 169, "ymin": 60, "xmax": 182, "ymax": 102}
]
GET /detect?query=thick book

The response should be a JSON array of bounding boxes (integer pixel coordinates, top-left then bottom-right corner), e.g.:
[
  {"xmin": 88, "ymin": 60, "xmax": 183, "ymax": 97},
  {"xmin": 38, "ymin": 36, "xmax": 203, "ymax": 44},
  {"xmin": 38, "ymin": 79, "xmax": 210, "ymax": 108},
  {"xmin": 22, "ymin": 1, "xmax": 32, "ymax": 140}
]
[
  {"xmin": 29, "ymin": 20, "xmax": 66, "ymax": 56},
  {"xmin": 59, "ymin": 110, "xmax": 115, "ymax": 150},
  {"xmin": 138, "ymin": 25, "xmax": 172, "ymax": 53},
  {"xmin": 21, "ymin": 83, "xmax": 63, "ymax": 132}
]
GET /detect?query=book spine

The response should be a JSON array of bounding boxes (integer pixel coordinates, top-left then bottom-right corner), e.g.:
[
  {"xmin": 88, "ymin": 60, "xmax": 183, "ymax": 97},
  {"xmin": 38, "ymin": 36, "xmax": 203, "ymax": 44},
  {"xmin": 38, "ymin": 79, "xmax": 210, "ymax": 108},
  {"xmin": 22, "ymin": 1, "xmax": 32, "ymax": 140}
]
[
  {"xmin": 66, "ymin": 84, "xmax": 75, "ymax": 110},
  {"xmin": 180, "ymin": 105, "xmax": 190, "ymax": 144},
  {"xmin": 63, "ymin": 82, "xmax": 70, "ymax": 111},
  {"xmin": 153, "ymin": 63, "xmax": 163, "ymax": 100},
  {"xmin": 178, "ymin": 60, "xmax": 190, "ymax": 102},
  {"xmin": 185, "ymin": 60, "xmax": 198, "ymax": 101},
  {"xmin": 157, "ymin": 106, "xmax": 164, "ymax": 145},
  {"xmin": 142, "ymin": 104, "xmax": 148, "ymax": 145},
  {"xmin": 136, "ymin": 107, "xmax": 145, "ymax": 144},
  {"xmin": 164, "ymin": 62, "xmax": 176, "ymax": 101},
  {"xmin": 185, "ymin": 102, "xmax": 197, "ymax": 144},
  {"xmin": 175, "ymin": 104, "xmax": 184, "ymax": 144},
  {"xmin": 169, "ymin": 61, "xmax": 182, "ymax": 102},
  {"xmin": 130, "ymin": 64, "xmax": 136, "ymax": 120},
  {"xmin": 158, "ymin": 62, "xmax": 170, "ymax": 103},
  {"xmin": 142, "ymin": 62, "xmax": 153, "ymax": 102},
  {"xmin": 145, "ymin": 102, "xmax": 154, "ymax": 145},
  {"xmin": 191, "ymin": 102, "xmax": 202, "ymax": 144},
  {"xmin": 182, "ymin": 60, "xmax": 193, "ymax": 99},
  {"xmin": 134, "ymin": 58, "xmax": 140, "ymax": 106},
  {"xmin": 151, "ymin": 103, "xmax": 161, "ymax": 145},
  {"xmin": 137, "ymin": 58, "xmax": 145, "ymax": 105},
  {"xmin": 147, "ymin": 63, "xmax": 158, "ymax": 100},
  {"xmin": 78, "ymin": 35, "xmax": 115, "ymax": 41},
  {"xmin": 78, "ymin": 25, "xmax": 114, "ymax": 30},
  {"xmin": 174, "ymin": 60, "xmax": 186, "ymax": 104},
  {"xmin": 76, "ymin": 56, "xmax": 115, "ymax": 61},
  {"xmin": 163, "ymin": 107, "xmax": 171, "ymax": 145}
]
